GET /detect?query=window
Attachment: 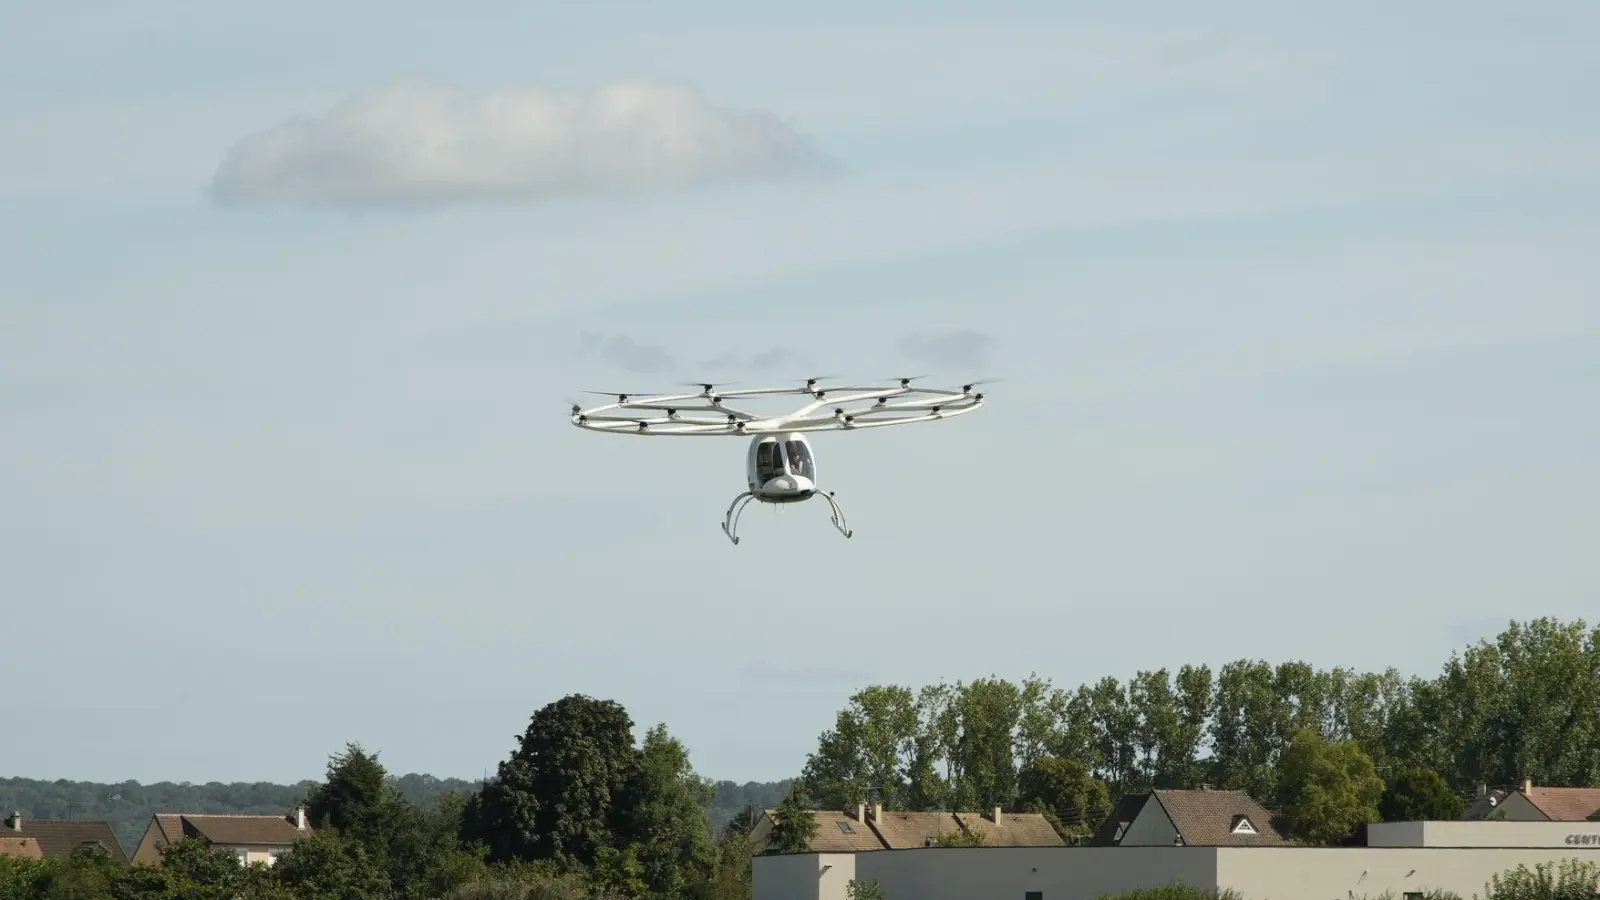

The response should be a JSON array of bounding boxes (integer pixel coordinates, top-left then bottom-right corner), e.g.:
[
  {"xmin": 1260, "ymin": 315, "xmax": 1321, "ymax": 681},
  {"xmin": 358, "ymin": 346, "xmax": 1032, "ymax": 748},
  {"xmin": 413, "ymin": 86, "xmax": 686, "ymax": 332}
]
[
  {"xmin": 1026, "ymin": 892, "xmax": 1043, "ymax": 900},
  {"xmin": 837, "ymin": 821, "xmax": 853, "ymax": 833},
  {"xmin": 755, "ymin": 442, "xmax": 781, "ymax": 482},
  {"xmin": 1230, "ymin": 816, "xmax": 1257, "ymax": 835},
  {"xmin": 1403, "ymin": 893, "xmax": 1425, "ymax": 900},
  {"xmin": 784, "ymin": 440, "xmax": 815, "ymax": 480}
]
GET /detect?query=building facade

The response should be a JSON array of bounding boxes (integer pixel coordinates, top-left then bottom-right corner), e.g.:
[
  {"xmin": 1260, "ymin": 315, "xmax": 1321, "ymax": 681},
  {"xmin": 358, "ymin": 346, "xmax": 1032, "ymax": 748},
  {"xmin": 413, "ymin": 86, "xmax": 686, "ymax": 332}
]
[{"xmin": 753, "ymin": 798, "xmax": 1600, "ymax": 900}]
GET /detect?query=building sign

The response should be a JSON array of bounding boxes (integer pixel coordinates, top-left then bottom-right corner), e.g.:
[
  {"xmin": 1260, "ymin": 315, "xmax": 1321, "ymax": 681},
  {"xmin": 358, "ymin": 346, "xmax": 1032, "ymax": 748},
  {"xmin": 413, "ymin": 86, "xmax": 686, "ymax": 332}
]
[{"xmin": 1565, "ymin": 833, "xmax": 1600, "ymax": 846}]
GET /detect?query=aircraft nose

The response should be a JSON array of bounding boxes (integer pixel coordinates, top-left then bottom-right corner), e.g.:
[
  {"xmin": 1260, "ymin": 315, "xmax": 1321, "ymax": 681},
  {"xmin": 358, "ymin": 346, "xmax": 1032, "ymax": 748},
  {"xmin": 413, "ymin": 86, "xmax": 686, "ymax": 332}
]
[{"xmin": 768, "ymin": 475, "xmax": 796, "ymax": 491}]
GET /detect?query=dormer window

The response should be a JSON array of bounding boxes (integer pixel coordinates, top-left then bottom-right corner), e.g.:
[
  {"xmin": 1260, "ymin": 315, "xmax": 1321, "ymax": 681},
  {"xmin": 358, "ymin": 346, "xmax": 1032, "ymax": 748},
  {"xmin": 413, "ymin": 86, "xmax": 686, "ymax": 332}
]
[{"xmin": 1230, "ymin": 815, "xmax": 1257, "ymax": 835}]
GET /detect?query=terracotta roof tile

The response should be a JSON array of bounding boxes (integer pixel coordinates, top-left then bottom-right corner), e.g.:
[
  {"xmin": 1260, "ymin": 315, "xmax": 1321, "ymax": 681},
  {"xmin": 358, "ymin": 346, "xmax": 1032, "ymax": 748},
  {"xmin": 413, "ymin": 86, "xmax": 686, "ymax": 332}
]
[
  {"xmin": 866, "ymin": 811, "xmax": 964, "ymax": 849},
  {"xmin": 1, "ymin": 818, "xmax": 128, "ymax": 864},
  {"xmin": 804, "ymin": 811, "xmax": 888, "ymax": 852},
  {"xmin": 1523, "ymin": 788, "xmax": 1600, "ymax": 822},
  {"xmin": 951, "ymin": 811, "xmax": 1065, "ymax": 847},
  {"xmin": 0, "ymin": 837, "xmax": 43, "ymax": 859},
  {"xmin": 1151, "ymin": 790, "xmax": 1294, "ymax": 846},
  {"xmin": 171, "ymin": 813, "xmax": 310, "ymax": 846}
]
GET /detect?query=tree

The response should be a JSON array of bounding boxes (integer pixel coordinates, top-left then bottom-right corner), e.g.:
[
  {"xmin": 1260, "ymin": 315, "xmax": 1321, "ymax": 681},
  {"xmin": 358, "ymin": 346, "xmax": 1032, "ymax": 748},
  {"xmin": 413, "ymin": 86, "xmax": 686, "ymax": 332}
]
[
  {"xmin": 799, "ymin": 685, "xmax": 920, "ymax": 811},
  {"xmin": 155, "ymin": 835, "xmax": 258, "ymax": 900},
  {"xmin": 768, "ymin": 784, "xmax": 817, "ymax": 854},
  {"xmin": 1423, "ymin": 618, "xmax": 1600, "ymax": 791},
  {"xmin": 1016, "ymin": 756, "xmax": 1112, "ymax": 840},
  {"xmin": 615, "ymin": 724, "xmax": 718, "ymax": 897},
  {"xmin": 272, "ymin": 829, "xmax": 390, "ymax": 900},
  {"xmin": 1277, "ymin": 728, "xmax": 1383, "ymax": 845},
  {"xmin": 1378, "ymin": 767, "xmax": 1466, "ymax": 822},
  {"xmin": 462, "ymin": 694, "xmax": 642, "ymax": 865},
  {"xmin": 1207, "ymin": 660, "xmax": 1293, "ymax": 801},
  {"xmin": 951, "ymin": 677, "xmax": 1026, "ymax": 807}
]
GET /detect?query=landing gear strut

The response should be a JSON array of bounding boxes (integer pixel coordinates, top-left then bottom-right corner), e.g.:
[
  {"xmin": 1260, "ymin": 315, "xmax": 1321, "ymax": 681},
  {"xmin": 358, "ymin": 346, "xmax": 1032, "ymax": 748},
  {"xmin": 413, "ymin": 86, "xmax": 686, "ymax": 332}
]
[{"xmin": 719, "ymin": 491, "xmax": 854, "ymax": 546}]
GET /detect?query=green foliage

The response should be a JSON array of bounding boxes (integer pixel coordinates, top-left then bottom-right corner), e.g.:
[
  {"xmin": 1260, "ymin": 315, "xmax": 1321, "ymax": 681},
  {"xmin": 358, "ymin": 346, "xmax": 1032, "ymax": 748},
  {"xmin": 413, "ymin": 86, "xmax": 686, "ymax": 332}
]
[
  {"xmin": 767, "ymin": 784, "xmax": 817, "ymax": 854},
  {"xmin": 1092, "ymin": 886, "xmax": 1244, "ymax": 899},
  {"xmin": 1379, "ymin": 767, "xmax": 1466, "ymax": 822},
  {"xmin": 271, "ymin": 830, "xmax": 390, "ymax": 900},
  {"xmin": 614, "ymin": 725, "xmax": 717, "ymax": 896},
  {"xmin": 931, "ymin": 828, "xmax": 986, "ymax": 847},
  {"xmin": 845, "ymin": 879, "xmax": 887, "ymax": 900},
  {"xmin": 789, "ymin": 616, "xmax": 1600, "ymax": 848},
  {"xmin": 1017, "ymin": 756, "xmax": 1113, "ymax": 840},
  {"xmin": 1481, "ymin": 859, "xmax": 1600, "ymax": 900},
  {"xmin": 461, "ymin": 695, "xmax": 643, "ymax": 867},
  {"xmin": 1277, "ymin": 728, "xmax": 1384, "ymax": 845},
  {"xmin": 0, "ymin": 774, "xmax": 479, "ymax": 855}
]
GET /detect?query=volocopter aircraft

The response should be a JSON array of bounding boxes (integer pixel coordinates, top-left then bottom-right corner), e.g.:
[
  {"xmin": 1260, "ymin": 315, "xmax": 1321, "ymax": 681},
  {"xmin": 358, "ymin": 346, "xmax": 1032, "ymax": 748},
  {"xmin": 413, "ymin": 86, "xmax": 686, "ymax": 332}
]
[{"xmin": 569, "ymin": 376, "xmax": 989, "ymax": 545}]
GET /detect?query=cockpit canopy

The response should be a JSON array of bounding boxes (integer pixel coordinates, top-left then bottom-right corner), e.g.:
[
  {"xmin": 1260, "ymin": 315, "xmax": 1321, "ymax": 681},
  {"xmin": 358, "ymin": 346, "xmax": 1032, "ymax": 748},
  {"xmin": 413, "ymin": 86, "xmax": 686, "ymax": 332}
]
[{"xmin": 752, "ymin": 435, "xmax": 816, "ymax": 484}]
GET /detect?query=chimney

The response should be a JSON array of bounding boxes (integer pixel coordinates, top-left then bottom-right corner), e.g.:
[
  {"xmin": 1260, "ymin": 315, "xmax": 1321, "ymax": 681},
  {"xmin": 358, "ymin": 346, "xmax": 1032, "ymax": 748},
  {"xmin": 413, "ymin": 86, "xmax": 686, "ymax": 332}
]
[
  {"xmin": 5, "ymin": 812, "xmax": 19, "ymax": 832},
  {"xmin": 1477, "ymin": 783, "xmax": 1488, "ymax": 798},
  {"xmin": 1523, "ymin": 779, "xmax": 1533, "ymax": 795},
  {"xmin": 856, "ymin": 803, "xmax": 865, "ymax": 822},
  {"xmin": 295, "ymin": 807, "xmax": 307, "ymax": 829},
  {"xmin": 871, "ymin": 800, "xmax": 883, "ymax": 821},
  {"xmin": 992, "ymin": 805, "xmax": 1003, "ymax": 826}
]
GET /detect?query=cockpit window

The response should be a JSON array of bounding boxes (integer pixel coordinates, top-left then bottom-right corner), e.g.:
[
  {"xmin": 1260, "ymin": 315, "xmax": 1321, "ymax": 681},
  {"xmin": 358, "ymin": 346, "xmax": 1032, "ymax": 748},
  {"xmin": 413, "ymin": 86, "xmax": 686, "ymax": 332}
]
[
  {"xmin": 784, "ymin": 440, "xmax": 815, "ymax": 480},
  {"xmin": 755, "ymin": 442, "xmax": 782, "ymax": 482}
]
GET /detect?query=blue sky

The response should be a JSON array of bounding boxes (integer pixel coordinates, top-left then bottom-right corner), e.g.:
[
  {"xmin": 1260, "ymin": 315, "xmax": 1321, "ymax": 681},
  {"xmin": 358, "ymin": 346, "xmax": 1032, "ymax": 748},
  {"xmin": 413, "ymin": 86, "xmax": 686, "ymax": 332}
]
[{"xmin": 2, "ymin": 0, "xmax": 1597, "ymax": 787}]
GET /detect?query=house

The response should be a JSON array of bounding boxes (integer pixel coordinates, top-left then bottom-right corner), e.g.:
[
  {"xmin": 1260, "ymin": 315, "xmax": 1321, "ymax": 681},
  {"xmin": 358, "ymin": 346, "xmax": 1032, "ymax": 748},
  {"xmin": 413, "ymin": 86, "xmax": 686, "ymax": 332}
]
[
  {"xmin": 130, "ymin": 807, "xmax": 312, "ymax": 867},
  {"xmin": 2, "ymin": 811, "xmax": 128, "ymax": 864},
  {"xmin": 1089, "ymin": 788, "xmax": 1294, "ymax": 847},
  {"xmin": 1466, "ymin": 779, "xmax": 1600, "ymax": 822},
  {"xmin": 747, "ymin": 799, "xmax": 1065, "ymax": 853}
]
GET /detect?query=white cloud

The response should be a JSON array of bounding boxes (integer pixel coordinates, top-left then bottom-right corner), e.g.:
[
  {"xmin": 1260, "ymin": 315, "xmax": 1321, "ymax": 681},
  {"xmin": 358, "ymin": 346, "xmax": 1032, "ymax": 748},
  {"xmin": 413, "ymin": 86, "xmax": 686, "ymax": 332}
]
[{"xmin": 207, "ymin": 77, "xmax": 838, "ymax": 209}]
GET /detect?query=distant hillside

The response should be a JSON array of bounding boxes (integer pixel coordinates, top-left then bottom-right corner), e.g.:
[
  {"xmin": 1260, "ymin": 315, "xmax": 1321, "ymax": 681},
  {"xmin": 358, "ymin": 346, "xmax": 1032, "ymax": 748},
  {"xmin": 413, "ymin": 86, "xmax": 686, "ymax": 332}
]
[{"xmin": 0, "ymin": 775, "xmax": 790, "ymax": 854}]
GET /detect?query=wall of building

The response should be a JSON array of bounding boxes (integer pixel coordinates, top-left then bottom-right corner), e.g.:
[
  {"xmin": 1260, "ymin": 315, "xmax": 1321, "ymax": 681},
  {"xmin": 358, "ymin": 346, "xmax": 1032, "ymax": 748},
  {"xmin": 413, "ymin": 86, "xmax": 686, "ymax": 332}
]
[
  {"xmin": 1486, "ymin": 793, "xmax": 1548, "ymax": 821},
  {"xmin": 752, "ymin": 853, "xmax": 856, "ymax": 900},
  {"xmin": 754, "ymin": 843, "xmax": 1600, "ymax": 900},
  {"xmin": 1217, "ymin": 847, "xmax": 1600, "ymax": 898},
  {"xmin": 1368, "ymin": 820, "xmax": 1600, "ymax": 848},
  {"xmin": 1118, "ymin": 804, "xmax": 1179, "ymax": 847},
  {"xmin": 853, "ymin": 847, "xmax": 1219, "ymax": 900}
]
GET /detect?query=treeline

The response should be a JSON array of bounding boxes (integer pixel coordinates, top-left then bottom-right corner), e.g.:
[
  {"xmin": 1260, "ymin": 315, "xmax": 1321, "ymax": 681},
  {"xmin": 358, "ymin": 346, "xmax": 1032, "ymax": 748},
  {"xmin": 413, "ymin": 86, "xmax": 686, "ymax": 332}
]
[
  {"xmin": 1, "ymin": 696, "xmax": 766, "ymax": 899},
  {"xmin": 794, "ymin": 617, "xmax": 1600, "ymax": 844},
  {"xmin": 0, "ymin": 775, "xmax": 789, "ymax": 856}
]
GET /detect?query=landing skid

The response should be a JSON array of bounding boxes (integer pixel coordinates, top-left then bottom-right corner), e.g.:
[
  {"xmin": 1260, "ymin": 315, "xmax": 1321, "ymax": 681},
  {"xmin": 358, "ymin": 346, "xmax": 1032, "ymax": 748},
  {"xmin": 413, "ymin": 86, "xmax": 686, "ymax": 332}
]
[{"xmin": 720, "ymin": 491, "xmax": 854, "ymax": 546}]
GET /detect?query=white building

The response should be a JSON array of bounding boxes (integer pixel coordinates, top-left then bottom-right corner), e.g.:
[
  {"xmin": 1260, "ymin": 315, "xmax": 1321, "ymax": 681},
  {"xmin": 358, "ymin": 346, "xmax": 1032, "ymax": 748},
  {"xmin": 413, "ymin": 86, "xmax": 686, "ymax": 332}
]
[{"xmin": 753, "ymin": 790, "xmax": 1600, "ymax": 900}]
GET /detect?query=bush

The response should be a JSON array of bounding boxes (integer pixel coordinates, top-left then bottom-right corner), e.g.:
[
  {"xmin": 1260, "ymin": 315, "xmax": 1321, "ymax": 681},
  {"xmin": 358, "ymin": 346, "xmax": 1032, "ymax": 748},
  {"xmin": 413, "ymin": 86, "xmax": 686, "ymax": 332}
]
[
  {"xmin": 1482, "ymin": 859, "xmax": 1600, "ymax": 900},
  {"xmin": 1094, "ymin": 886, "xmax": 1244, "ymax": 900}
]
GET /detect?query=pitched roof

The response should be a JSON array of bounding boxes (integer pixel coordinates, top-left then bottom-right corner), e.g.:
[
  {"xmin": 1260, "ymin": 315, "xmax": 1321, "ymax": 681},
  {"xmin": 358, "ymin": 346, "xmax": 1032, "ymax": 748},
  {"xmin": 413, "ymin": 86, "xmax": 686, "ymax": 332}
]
[
  {"xmin": 0, "ymin": 836, "xmax": 43, "ymax": 859},
  {"xmin": 868, "ymin": 810, "xmax": 966, "ymax": 849},
  {"xmin": 1, "ymin": 817, "xmax": 128, "ymax": 864},
  {"xmin": 805, "ymin": 811, "xmax": 889, "ymax": 852},
  {"xmin": 1090, "ymin": 795, "xmax": 1149, "ymax": 846},
  {"xmin": 151, "ymin": 813, "xmax": 310, "ymax": 847},
  {"xmin": 754, "ymin": 806, "xmax": 1064, "ymax": 853},
  {"xmin": 951, "ymin": 811, "xmax": 1065, "ymax": 847},
  {"xmin": 1150, "ymin": 789, "xmax": 1294, "ymax": 846},
  {"xmin": 1521, "ymin": 787, "xmax": 1600, "ymax": 822}
]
